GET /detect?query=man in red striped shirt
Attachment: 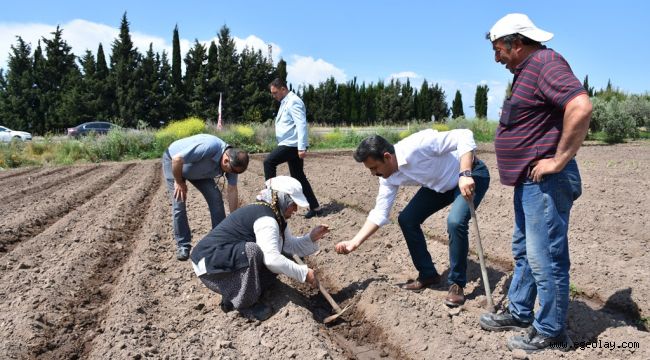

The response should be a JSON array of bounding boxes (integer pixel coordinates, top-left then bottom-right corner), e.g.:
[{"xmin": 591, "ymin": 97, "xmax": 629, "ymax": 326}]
[{"xmin": 478, "ymin": 13, "xmax": 592, "ymax": 353}]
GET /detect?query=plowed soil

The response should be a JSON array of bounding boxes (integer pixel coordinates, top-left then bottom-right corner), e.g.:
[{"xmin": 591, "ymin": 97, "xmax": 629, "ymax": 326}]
[{"xmin": 1, "ymin": 142, "xmax": 648, "ymax": 359}]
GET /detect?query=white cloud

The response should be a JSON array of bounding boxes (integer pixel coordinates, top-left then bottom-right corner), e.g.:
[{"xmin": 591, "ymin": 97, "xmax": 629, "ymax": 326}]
[
  {"xmin": 286, "ymin": 55, "xmax": 347, "ymax": 88},
  {"xmin": 0, "ymin": 19, "xmax": 185, "ymax": 69},
  {"xmin": 386, "ymin": 71, "xmax": 421, "ymax": 82}
]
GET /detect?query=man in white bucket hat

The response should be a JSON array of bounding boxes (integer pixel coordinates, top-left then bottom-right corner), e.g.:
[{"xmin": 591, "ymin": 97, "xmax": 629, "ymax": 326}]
[{"xmin": 479, "ymin": 13, "xmax": 592, "ymax": 353}]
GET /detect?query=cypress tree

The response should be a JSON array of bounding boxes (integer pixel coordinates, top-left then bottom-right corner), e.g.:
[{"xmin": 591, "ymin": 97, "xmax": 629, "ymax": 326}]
[
  {"xmin": 276, "ymin": 58, "xmax": 287, "ymax": 83},
  {"xmin": 3, "ymin": 37, "xmax": 36, "ymax": 132},
  {"xmin": 110, "ymin": 13, "xmax": 140, "ymax": 127},
  {"xmin": 41, "ymin": 26, "xmax": 81, "ymax": 131},
  {"xmin": 474, "ymin": 84, "xmax": 489, "ymax": 118},
  {"xmin": 184, "ymin": 40, "xmax": 208, "ymax": 118},
  {"xmin": 583, "ymin": 75, "xmax": 594, "ymax": 97},
  {"xmin": 452, "ymin": 90, "xmax": 464, "ymax": 118},
  {"xmin": 216, "ymin": 25, "xmax": 242, "ymax": 122},
  {"xmin": 95, "ymin": 43, "xmax": 114, "ymax": 121}
]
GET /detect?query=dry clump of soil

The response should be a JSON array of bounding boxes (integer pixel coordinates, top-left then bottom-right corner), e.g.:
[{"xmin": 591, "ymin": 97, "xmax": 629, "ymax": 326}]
[{"xmin": 0, "ymin": 142, "xmax": 648, "ymax": 359}]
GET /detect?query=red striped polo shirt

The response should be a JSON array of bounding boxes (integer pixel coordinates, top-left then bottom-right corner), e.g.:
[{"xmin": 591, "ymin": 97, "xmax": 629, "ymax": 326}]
[{"xmin": 495, "ymin": 47, "xmax": 586, "ymax": 186}]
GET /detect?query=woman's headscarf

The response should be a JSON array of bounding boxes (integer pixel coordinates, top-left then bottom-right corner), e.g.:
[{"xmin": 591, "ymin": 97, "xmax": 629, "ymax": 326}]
[{"xmin": 256, "ymin": 188, "xmax": 295, "ymax": 218}]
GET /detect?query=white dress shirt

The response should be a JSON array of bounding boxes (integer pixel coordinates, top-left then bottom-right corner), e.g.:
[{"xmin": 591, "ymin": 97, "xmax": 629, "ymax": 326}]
[
  {"xmin": 367, "ymin": 129, "xmax": 476, "ymax": 227},
  {"xmin": 253, "ymin": 216, "xmax": 319, "ymax": 282}
]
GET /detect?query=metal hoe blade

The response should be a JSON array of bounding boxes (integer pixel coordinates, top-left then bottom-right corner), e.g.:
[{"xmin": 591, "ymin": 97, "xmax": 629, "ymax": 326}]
[{"xmin": 292, "ymin": 254, "xmax": 351, "ymax": 323}]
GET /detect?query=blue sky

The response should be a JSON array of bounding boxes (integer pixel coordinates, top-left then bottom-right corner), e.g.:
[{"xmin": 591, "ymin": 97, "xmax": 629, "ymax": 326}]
[{"xmin": 1, "ymin": 0, "xmax": 648, "ymax": 120}]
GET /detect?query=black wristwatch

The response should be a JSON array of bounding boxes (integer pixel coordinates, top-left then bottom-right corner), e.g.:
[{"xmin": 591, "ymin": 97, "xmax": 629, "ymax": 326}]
[{"xmin": 459, "ymin": 170, "xmax": 472, "ymax": 178}]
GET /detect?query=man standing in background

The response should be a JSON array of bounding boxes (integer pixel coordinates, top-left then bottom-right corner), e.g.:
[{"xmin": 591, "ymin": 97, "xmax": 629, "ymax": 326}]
[{"xmin": 264, "ymin": 78, "xmax": 322, "ymax": 218}]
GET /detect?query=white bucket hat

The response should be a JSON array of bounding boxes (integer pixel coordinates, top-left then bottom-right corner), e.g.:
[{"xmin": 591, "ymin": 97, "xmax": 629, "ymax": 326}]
[
  {"xmin": 488, "ymin": 13, "xmax": 554, "ymax": 42},
  {"xmin": 265, "ymin": 176, "xmax": 309, "ymax": 207}
]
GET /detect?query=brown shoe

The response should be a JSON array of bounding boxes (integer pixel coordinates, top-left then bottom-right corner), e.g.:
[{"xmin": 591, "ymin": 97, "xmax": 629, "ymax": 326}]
[
  {"xmin": 399, "ymin": 274, "xmax": 441, "ymax": 292},
  {"xmin": 444, "ymin": 283, "xmax": 465, "ymax": 307}
]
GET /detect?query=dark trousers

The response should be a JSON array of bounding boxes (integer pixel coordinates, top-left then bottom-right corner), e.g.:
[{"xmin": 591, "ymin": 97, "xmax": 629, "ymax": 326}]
[
  {"xmin": 398, "ymin": 160, "xmax": 490, "ymax": 287},
  {"xmin": 263, "ymin": 145, "xmax": 320, "ymax": 210}
]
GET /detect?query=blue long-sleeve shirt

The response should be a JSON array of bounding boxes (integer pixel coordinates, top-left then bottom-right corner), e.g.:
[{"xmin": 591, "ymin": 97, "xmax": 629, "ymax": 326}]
[{"xmin": 275, "ymin": 91, "xmax": 309, "ymax": 150}]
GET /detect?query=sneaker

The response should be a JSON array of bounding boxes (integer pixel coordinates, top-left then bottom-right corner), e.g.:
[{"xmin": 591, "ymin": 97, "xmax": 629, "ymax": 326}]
[
  {"xmin": 444, "ymin": 283, "xmax": 465, "ymax": 307},
  {"xmin": 507, "ymin": 326, "xmax": 573, "ymax": 353},
  {"xmin": 479, "ymin": 311, "xmax": 532, "ymax": 332},
  {"xmin": 305, "ymin": 208, "xmax": 323, "ymax": 219},
  {"xmin": 176, "ymin": 246, "xmax": 191, "ymax": 261},
  {"xmin": 239, "ymin": 302, "xmax": 272, "ymax": 321}
]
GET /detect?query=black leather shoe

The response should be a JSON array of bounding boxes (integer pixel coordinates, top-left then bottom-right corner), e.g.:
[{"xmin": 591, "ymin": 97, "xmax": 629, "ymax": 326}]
[
  {"xmin": 479, "ymin": 311, "xmax": 532, "ymax": 331},
  {"xmin": 220, "ymin": 300, "xmax": 234, "ymax": 313},
  {"xmin": 507, "ymin": 326, "xmax": 573, "ymax": 353},
  {"xmin": 239, "ymin": 303, "xmax": 272, "ymax": 321},
  {"xmin": 305, "ymin": 208, "xmax": 323, "ymax": 219},
  {"xmin": 398, "ymin": 274, "xmax": 441, "ymax": 292},
  {"xmin": 176, "ymin": 246, "xmax": 190, "ymax": 261}
]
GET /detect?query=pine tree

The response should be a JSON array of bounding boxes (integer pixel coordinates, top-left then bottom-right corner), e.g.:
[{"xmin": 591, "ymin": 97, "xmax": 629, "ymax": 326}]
[{"xmin": 451, "ymin": 90, "xmax": 464, "ymax": 118}]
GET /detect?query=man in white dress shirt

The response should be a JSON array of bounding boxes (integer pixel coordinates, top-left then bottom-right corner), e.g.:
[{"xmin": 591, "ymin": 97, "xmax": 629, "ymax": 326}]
[{"xmin": 335, "ymin": 129, "xmax": 490, "ymax": 306}]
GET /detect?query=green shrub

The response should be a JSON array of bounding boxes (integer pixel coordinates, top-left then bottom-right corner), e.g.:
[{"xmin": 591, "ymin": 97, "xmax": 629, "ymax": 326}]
[
  {"xmin": 446, "ymin": 117, "xmax": 496, "ymax": 142},
  {"xmin": 591, "ymin": 98, "xmax": 638, "ymax": 143}
]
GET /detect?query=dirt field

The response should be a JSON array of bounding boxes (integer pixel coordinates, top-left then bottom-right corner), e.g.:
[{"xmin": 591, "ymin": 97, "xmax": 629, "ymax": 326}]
[{"xmin": 1, "ymin": 142, "xmax": 648, "ymax": 359}]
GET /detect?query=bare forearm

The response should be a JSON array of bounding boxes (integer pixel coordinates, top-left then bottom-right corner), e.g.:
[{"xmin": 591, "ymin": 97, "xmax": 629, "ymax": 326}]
[
  {"xmin": 555, "ymin": 94, "xmax": 592, "ymax": 168},
  {"xmin": 352, "ymin": 220, "xmax": 380, "ymax": 247},
  {"xmin": 459, "ymin": 151, "xmax": 474, "ymax": 172},
  {"xmin": 171, "ymin": 156, "xmax": 185, "ymax": 183},
  {"xmin": 227, "ymin": 185, "xmax": 239, "ymax": 212}
]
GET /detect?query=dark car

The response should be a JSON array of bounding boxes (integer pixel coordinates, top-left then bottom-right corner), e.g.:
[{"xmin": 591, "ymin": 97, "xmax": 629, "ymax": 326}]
[{"xmin": 67, "ymin": 121, "xmax": 118, "ymax": 138}]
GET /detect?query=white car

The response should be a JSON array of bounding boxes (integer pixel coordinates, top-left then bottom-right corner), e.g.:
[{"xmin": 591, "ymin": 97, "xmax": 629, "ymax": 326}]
[{"xmin": 0, "ymin": 126, "xmax": 32, "ymax": 142}]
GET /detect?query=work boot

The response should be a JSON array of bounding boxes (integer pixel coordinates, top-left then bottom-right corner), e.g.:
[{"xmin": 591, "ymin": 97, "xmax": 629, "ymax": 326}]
[
  {"xmin": 239, "ymin": 302, "xmax": 272, "ymax": 321},
  {"xmin": 176, "ymin": 246, "xmax": 190, "ymax": 261},
  {"xmin": 507, "ymin": 326, "xmax": 573, "ymax": 353},
  {"xmin": 479, "ymin": 311, "xmax": 531, "ymax": 331},
  {"xmin": 444, "ymin": 283, "xmax": 465, "ymax": 307}
]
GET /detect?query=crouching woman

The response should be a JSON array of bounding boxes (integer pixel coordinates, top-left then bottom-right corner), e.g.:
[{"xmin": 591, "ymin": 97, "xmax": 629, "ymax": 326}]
[{"xmin": 190, "ymin": 176, "xmax": 329, "ymax": 320}]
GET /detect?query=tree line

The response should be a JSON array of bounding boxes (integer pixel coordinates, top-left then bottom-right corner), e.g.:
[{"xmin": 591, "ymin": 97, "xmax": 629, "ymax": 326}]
[{"xmin": 0, "ymin": 13, "xmax": 492, "ymax": 135}]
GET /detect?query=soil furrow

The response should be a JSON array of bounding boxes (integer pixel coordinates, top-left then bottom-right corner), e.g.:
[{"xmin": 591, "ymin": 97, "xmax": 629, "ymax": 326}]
[
  {"xmin": 0, "ymin": 166, "xmax": 40, "ymax": 180},
  {"xmin": 0, "ymin": 164, "xmax": 99, "ymax": 204},
  {"xmin": 0, "ymin": 164, "xmax": 131, "ymax": 254},
  {"xmin": 0, "ymin": 162, "xmax": 160, "ymax": 359}
]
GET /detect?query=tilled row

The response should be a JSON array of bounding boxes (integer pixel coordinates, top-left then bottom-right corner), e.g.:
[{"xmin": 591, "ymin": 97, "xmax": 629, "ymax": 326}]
[
  {"xmin": 0, "ymin": 164, "xmax": 99, "ymax": 204},
  {"xmin": 0, "ymin": 164, "xmax": 131, "ymax": 254},
  {"xmin": 0, "ymin": 162, "xmax": 161, "ymax": 359}
]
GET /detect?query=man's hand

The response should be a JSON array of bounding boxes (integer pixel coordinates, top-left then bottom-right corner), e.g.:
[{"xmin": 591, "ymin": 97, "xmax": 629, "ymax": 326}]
[
  {"xmin": 530, "ymin": 158, "xmax": 563, "ymax": 182},
  {"xmin": 298, "ymin": 150, "xmax": 307, "ymax": 159},
  {"xmin": 458, "ymin": 175, "xmax": 475, "ymax": 200},
  {"xmin": 174, "ymin": 180, "xmax": 188, "ymax": 202},
  {"xmin": 306, "ymin": 268, "xmax": 319, "ymax": 288},
  {"xmin": 310, "ymin": 224, "xmax": 330, "ymax": 242},
  {"xmin": 335, "ymin": 240, "xmax": 360, "ymax": 254}
]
